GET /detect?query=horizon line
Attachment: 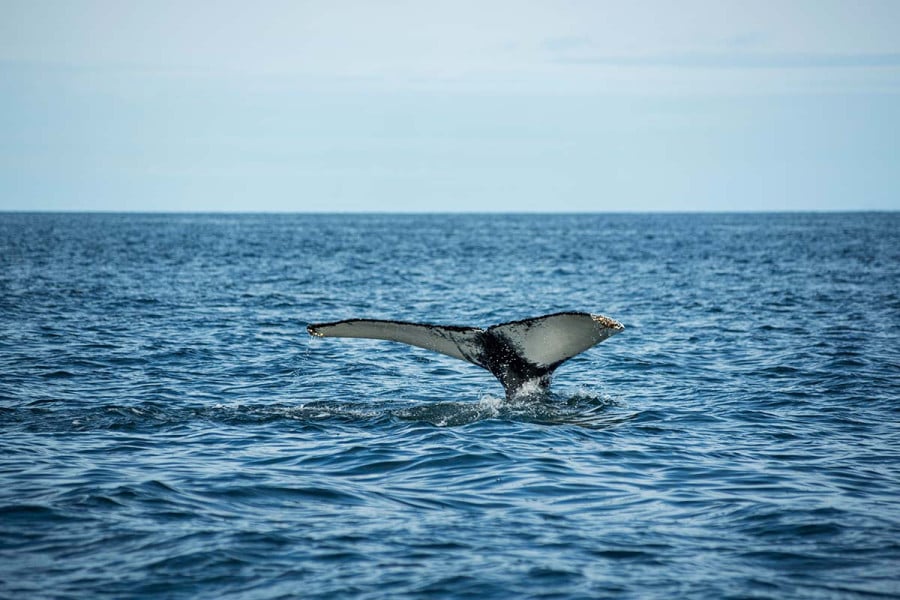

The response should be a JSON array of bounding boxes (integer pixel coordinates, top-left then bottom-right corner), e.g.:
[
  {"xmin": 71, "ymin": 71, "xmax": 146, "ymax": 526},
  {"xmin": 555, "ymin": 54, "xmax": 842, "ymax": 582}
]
[{"xmin": 0, "ymin": 208, "xmax": 896, "ymax": 216}]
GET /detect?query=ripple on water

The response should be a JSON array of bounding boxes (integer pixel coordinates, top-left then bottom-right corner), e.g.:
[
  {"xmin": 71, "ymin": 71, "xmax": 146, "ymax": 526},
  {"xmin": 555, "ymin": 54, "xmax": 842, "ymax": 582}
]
[{"xmin": 1, "ymin": 213, "xmax": 899, "ymax": 599}]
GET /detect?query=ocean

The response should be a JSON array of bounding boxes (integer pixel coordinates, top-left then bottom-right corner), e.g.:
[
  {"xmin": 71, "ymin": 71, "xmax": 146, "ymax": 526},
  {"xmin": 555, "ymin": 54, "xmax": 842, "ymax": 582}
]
[{"xmin": 1, "ymin": 212, "xmax": 898, "ymax": 598}]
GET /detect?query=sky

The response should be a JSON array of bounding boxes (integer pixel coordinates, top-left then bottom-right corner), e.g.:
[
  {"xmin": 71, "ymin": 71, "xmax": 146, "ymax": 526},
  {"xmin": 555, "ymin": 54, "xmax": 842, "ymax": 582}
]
[{"xmin": 1, "ymin": 0, "xmax": 898, "ymax": 212}]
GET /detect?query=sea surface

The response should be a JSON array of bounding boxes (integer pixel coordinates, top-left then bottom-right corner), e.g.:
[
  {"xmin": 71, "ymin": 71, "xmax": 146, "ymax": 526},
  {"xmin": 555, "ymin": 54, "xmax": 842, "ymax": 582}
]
[{"xmin": 1, "ymin": 212, "xmax": 898, "ymax": 599}]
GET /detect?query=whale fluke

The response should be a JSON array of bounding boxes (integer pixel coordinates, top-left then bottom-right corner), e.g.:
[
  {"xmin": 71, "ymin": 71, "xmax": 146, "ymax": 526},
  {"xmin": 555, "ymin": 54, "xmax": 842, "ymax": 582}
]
[{"xmin": 307, "ymin": 311, "xmax": 624, "ymax": 398}]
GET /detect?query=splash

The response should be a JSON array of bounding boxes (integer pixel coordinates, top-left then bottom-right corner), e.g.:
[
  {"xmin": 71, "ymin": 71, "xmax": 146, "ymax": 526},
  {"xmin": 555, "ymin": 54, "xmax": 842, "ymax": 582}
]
[
  {"xmin": 392, "ymin": 389, "xmax": 627, "ymax": 428},
  {"xmin": 392, "ymin": 395, "xmax": 505, "ymax": 427}
]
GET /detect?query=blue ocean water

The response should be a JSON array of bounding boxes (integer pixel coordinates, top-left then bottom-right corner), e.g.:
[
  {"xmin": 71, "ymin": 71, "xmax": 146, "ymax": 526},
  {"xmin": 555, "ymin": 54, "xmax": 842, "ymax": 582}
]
[{"xmin": 1, "ymin": 212, "xmax": 898, "ymax": 599}]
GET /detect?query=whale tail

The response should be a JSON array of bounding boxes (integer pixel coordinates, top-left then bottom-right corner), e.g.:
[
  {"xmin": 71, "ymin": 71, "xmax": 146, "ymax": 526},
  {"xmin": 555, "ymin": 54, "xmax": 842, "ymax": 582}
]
[{"xmin": 307, "ymin": 312, "xmax": 624, "ymax": 398}]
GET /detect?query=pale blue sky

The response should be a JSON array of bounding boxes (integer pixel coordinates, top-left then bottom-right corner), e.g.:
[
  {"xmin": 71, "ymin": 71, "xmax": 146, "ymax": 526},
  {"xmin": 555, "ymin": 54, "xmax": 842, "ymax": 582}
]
[{"xmin": 1, "ymin": 0, "xmax": 898, "ymax": 212}]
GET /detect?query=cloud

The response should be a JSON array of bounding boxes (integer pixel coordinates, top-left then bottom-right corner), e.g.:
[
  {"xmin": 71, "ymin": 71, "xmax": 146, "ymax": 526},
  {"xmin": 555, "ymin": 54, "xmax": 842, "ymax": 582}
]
[{"xmin": 556, "ymin": 52, "xmax": 900, "ymax": 70}]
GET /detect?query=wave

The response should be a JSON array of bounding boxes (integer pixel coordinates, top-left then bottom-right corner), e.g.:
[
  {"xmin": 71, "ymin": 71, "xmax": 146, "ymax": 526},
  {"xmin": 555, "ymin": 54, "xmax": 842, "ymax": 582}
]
[{"xmin": 2, "ymin": 390, "xmax": 632, "ymax": 432}]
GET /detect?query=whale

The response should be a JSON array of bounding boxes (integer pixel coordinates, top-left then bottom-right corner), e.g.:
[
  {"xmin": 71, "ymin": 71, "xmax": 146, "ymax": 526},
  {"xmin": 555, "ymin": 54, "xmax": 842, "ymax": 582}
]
[{"xmin": 307, "ymin": 311, "xmax": 624, "ymax": 398}]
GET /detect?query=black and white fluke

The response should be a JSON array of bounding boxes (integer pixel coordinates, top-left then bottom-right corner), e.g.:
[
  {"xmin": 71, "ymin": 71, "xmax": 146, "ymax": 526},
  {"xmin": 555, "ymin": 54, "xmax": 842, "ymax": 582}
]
[{"xmin": 307, "ymin": 311, "xmax": 624, "ymax": 398}]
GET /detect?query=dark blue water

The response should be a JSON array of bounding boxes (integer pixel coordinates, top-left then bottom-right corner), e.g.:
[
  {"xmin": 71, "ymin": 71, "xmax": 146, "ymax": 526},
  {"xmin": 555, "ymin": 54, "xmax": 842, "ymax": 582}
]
[{"xmin": 1, "ymin": 213, "xmax": 898, "ymax": 599}]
